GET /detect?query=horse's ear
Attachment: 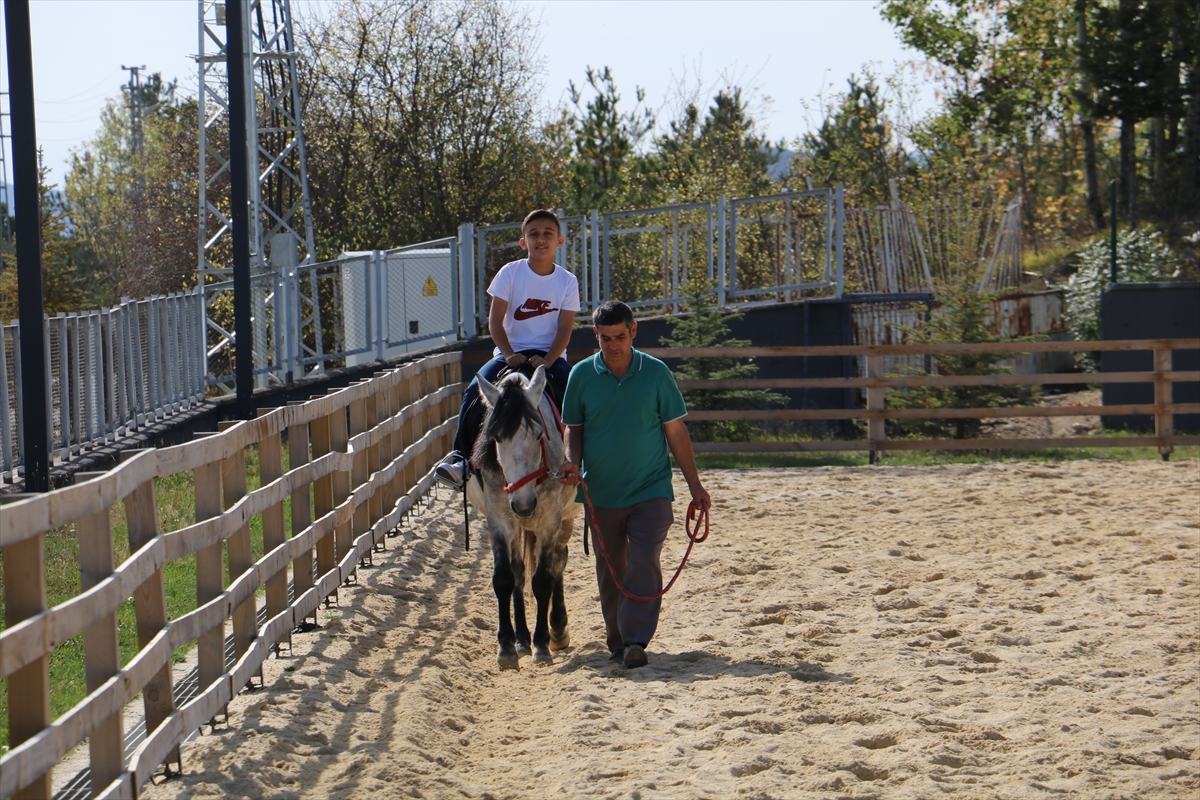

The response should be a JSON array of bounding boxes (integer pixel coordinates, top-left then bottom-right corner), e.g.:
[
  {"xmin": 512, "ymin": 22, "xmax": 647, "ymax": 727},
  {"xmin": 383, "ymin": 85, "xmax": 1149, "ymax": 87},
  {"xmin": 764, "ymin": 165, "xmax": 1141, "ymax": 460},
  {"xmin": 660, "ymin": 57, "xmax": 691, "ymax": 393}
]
[
  {"xmin": 526, "ymin": 366, "xmax": 547, "ymax": 404},
  {"xmin": 478, "ymin": 374, "xmax": 501, "ymax": 409}
]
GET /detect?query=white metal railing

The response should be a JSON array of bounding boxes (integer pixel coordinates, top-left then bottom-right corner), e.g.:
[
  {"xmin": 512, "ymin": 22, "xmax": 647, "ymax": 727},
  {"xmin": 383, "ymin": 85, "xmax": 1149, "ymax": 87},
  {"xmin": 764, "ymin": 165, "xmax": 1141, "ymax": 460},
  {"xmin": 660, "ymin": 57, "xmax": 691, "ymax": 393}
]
[{"xmin": 1, "ymin": 289, "xmax": 207, "ymax": 482}]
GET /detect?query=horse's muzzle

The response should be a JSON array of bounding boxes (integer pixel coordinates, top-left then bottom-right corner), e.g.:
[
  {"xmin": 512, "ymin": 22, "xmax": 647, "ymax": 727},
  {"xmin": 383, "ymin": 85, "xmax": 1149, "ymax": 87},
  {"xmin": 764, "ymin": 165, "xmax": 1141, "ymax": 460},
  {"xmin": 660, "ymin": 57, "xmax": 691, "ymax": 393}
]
[{"xmin": 510, "ymin": 496, "xmax": 538, "ymax": 518}]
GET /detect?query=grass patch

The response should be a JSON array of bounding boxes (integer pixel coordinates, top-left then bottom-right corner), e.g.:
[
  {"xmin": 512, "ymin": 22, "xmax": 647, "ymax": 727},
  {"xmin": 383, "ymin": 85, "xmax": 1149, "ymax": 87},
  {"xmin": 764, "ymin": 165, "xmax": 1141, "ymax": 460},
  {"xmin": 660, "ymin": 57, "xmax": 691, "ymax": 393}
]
[{"xmin": 0, "ymin": 443, "xmax": 290, "ymax": 750}]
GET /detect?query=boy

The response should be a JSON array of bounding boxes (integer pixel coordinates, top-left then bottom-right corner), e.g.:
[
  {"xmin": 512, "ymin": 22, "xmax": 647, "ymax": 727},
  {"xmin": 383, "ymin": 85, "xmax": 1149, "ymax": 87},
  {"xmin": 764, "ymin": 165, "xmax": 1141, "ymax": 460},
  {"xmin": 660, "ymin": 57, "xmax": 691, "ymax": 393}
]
[{"xmin": 435, "ymin": 209, "xmax": 579, "ymax": 488}]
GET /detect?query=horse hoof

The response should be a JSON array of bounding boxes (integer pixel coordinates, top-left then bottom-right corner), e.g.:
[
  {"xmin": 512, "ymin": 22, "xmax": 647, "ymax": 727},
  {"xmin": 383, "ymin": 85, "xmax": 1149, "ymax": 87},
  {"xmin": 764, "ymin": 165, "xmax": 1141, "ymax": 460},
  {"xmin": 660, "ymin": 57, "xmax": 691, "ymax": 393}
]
[
  {"xmin": 497, "ymin": 652, "xmax": 519, "ymax": 671},
  {"xmin": 549, "ymin": 631, "xmax": 570, "ymax": 651},
  {"xmin": 532, "ymin": 647, "xmax": 553, "ymax": 665},
  {"xmin": 516, "ymin": 642, "xmax": 532, "ymax": 658}
]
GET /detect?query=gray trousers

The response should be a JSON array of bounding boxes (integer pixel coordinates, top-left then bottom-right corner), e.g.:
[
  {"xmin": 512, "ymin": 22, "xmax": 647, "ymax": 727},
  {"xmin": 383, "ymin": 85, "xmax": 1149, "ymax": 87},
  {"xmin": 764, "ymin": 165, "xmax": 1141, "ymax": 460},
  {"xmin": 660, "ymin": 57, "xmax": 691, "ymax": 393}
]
[{"xmin": 590, "ymin": 497, "xmax": 674, "ymax": 653}]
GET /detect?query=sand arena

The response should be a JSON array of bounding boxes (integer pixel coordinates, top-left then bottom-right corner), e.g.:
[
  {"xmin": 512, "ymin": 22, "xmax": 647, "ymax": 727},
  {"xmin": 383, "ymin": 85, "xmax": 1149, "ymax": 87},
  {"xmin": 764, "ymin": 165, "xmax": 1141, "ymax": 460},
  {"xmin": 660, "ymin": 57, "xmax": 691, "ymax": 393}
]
[{"xmin": 139, "ymin": 459, "xmax": 1199, "ymax": 799}]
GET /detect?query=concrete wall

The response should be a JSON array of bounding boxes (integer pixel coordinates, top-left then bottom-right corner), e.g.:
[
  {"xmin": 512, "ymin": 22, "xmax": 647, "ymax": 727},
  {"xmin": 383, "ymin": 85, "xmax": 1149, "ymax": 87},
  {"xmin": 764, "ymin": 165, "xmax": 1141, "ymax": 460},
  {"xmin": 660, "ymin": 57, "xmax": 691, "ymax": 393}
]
[{"xmin": 1101, "ymin": 282, "xmax": 1200, "ymax": 433}]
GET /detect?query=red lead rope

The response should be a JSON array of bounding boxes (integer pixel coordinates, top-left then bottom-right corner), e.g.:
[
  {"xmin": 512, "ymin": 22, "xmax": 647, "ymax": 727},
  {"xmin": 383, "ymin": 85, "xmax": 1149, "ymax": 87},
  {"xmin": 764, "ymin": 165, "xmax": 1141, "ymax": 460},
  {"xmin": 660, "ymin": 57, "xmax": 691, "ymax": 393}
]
[{"xmin": 576, "ymin": 478, "xmax": 710, "ymax": 602}]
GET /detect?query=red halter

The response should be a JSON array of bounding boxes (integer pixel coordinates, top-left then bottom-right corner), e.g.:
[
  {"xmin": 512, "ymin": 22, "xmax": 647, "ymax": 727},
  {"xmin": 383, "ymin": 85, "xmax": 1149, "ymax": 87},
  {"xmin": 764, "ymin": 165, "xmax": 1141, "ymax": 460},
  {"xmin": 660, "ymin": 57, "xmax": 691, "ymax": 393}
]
[{"xmin": 498, "ymin": 404, "xmax": 561, "ymax": 494}]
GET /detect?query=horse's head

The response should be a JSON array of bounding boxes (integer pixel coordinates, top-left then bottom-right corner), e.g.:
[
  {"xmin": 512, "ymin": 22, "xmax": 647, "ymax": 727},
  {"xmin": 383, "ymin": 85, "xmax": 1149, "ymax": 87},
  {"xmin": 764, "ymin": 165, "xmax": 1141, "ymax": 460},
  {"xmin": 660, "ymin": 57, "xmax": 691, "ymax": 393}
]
[{"xmin": 477, "ymin": 366, "xmax": 549, "ymax": 518}]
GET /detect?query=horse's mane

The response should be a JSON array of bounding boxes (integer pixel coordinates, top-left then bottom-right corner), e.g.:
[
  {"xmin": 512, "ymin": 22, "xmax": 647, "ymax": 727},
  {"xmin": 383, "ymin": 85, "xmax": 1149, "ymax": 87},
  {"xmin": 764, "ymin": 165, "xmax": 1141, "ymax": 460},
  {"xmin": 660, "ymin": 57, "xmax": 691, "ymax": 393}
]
[{"xmin": 472, "ymin": 374, "xmax": 543, "ymax": 473}]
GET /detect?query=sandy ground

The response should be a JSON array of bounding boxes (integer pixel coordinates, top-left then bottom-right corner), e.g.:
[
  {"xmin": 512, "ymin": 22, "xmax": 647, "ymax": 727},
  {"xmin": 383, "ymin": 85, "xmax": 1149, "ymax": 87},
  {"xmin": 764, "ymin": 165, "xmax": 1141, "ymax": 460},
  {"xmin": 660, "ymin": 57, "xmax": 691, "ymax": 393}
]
[{"xmin": 140, "ymin": 459, "xmax": 1199, "ymax": 799}]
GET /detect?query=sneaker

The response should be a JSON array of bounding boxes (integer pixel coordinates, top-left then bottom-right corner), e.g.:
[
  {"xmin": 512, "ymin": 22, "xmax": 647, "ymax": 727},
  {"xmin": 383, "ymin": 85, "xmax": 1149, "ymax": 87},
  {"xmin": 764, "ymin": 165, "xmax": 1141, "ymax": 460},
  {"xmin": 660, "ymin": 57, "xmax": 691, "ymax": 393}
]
[
  {"xmin": 608, "ymin": 648, "xmax": 625, "ymax": 664},
  {"xmin": 435, "ymin": 453, "xmax": 465, "ymax": 489},
  {"xmin": 623, "ymin": 643, "xmax": 648, "ymax": 669}
]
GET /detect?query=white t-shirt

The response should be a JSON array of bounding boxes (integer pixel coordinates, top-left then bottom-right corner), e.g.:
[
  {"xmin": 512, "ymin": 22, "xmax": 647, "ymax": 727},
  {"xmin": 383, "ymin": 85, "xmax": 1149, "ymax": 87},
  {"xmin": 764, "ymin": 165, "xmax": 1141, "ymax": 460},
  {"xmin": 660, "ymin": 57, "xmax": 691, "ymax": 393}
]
[{"xmin": 488, "ymin": 259, "xmax": 581, "ymax": 357}]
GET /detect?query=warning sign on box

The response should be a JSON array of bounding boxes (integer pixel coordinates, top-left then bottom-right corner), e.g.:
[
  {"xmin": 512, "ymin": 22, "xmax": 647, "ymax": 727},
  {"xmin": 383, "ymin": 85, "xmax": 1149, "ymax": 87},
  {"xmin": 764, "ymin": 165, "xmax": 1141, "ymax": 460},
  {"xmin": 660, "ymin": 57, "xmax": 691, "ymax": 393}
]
[{"xmin": 422, "ymin": 276, "xmax": 438, "ymax": 296}]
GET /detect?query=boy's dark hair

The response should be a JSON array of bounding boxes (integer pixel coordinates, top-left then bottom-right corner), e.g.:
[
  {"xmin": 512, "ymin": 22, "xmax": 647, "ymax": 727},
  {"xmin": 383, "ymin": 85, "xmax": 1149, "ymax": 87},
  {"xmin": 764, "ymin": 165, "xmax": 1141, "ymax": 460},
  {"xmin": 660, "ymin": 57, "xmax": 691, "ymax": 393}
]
[
  {"xmin": 522, "ymin": 208, "xmax": 561, "ymax": 235},
  {"xmin": 593, "ymin": 300, "xmax": 634, "ymax": 328}
]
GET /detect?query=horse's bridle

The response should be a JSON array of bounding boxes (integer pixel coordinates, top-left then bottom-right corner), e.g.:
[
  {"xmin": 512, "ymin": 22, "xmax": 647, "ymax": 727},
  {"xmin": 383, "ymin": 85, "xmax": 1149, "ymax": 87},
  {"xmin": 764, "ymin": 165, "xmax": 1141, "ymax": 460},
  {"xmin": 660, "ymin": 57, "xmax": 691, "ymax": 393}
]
[{"xmin": 497, "ymin": 404, "xmax": 559, "ymax": 494}]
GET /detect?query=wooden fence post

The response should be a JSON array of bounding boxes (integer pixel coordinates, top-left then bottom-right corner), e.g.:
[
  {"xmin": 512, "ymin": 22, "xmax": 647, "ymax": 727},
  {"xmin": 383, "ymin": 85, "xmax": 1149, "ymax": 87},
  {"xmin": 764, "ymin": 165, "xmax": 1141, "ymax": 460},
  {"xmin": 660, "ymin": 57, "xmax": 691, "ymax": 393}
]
[
  {"xmin": 258, "ymin": 411, "xmax": 289, "ymax": 648},
  {"xmin": 365, "ymin": 385, "xmax": 384, "ymax": 549},
  {"xmin": 288, "ymin": 406, "xmax": 315, "ymax": 624},
  {"xmin": 75, "ymin": 473, "xmax": 124, "ymax": 795},
  {"xmin": 124, "ymin": 470, "xmax": 181, "ymax": 772},
  {"xmin": 219, "ymin": 426, "xmax": 256, "ymax": 678},
  {"xmin": 402, "ymin": 371, "xmax": 418, "ymax": 496},
  {"xmin": 1154, "ymin": 343, "xmax": 1174, "ymax": 461},
  {"xmin": 387, "ymin": 373, "xmax": 406, "ymax": 529},
  {"xmin": 331, "ymin": 404, "xmax": 352, "ymax": 579},
  {"xmin": 193, "ymin": 455, "xmax": 226, "ymax": 716},
  {"xmin": 349, "ymin": 392, "xmax": 370, "ymax": 566},
  {"xmin": 1, "ymin": 495, "xmax": 52, "ymax": 799},
  {"xmin": 311, "ymin": 411, "xmax": 338, "ymax": 605},
  {"xmin": 866, "ymin": 353, "xmax": 885, "ymax": 464}
]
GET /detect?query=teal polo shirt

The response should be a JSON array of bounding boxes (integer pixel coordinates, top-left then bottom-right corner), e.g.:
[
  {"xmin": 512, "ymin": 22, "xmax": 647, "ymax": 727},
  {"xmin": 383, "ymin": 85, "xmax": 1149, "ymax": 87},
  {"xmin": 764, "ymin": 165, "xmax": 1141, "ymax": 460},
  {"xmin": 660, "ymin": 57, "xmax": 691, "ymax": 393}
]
[{"xmin": 562, "ymin": 349, "xmax": 688, "ymax": 508}]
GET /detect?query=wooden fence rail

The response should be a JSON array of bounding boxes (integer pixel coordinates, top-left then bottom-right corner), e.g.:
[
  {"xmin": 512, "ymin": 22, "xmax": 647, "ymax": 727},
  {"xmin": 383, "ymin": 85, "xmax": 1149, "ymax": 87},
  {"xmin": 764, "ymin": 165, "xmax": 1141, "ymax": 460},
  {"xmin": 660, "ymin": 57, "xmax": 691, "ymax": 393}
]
[
  {"xmin": 642, "ymin": 339, "xmax": 1200, "ymax": 459},
  {"xmin": 0, "ymin": 352, "xmax": 462, "ymax": 799}
]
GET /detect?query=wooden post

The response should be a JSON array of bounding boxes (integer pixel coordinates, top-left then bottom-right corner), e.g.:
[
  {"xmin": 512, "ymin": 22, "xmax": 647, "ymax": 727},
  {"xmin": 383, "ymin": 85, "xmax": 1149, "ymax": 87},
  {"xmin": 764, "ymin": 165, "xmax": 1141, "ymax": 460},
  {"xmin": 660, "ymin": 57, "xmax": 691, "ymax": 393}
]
[
  {"xmin": 1154, "ymin": 344, "xmax": 1174, "ymax": 461},
  {"xmin": 193, "ymin": 457, "xmax": 226, "ymax": 711},
  {"xmin": 866, "ymin": 354, "xmax": 885, "ymax": 464},
  {"xmin": 2, "ymin": 498, "xmax": 52, "ymax": 799},
  {"xmin": 331, "ymin": 405, "xmax": 352, "ymax": 576},
  {"xmin": 365, "ymin": 387, "xmax": 384, "ymax": 547},
  {"xmin": 219, "ymin": 427, "xmax": 255, "ymax": 671},
  {"xmin": 349, "ymin": 394, "xmax": 369, "ymax": 563},
  {"xmin": 310, "ymin": 411, "xmax": 337, "ymax": 603},
  {"xmin": 375, "ymin": 377, "xmax": 395, "ymax": 537},
  {"xmin": 258, "ymin": 411, "xmax": 288, "ymax": 646},
  {"xmin": 125, "ymin": 473, "xmax": 180, "ymax": 771},
  {"xmin": 416, "ymin": 365, "xmax": 432, "ymax": 477},
  {"xmin": 287, "ymin": 406, "xmax": 315, "ymax": 623},
  {"xmin": 402, "ymin": 373, "xmax": 418, "ymax": 495},
  {"xmin": 75, "ymin": 473, "xmax": 124, "ymax": 795},
  {"xmin": 386, "ymin": 375, "xmax": 405, "ymax": 527}
]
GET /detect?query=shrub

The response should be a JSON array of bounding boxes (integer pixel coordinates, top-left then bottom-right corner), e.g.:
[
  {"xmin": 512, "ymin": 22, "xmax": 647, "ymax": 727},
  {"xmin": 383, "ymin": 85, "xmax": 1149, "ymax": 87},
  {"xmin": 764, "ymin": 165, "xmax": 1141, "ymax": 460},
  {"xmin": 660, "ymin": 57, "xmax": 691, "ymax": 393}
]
[{"xmin": 1066, "ymin": 230, "xmax": 1180, "ymax": 370}]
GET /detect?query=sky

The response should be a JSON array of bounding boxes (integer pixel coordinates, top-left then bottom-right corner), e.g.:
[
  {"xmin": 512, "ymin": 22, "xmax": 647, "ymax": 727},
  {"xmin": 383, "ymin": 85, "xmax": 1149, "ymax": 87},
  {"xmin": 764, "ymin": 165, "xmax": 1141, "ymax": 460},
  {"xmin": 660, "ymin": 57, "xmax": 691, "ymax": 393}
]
[{"xmin": 2, "ymin": 0, "xmax": 928, "ymax": 190}]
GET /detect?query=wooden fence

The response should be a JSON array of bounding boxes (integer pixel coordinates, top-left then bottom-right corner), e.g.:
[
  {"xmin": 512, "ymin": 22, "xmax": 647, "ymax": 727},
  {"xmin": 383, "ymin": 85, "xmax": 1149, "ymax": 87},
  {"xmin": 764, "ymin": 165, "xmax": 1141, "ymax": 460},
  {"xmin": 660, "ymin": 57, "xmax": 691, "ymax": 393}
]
[
  {"xmin": 643, "ymin": 339, "xmax": 1200, "ymax": 458},
  {"xmin": 0, "ymin": 352, "xmax": 461, "ymax": 799}
]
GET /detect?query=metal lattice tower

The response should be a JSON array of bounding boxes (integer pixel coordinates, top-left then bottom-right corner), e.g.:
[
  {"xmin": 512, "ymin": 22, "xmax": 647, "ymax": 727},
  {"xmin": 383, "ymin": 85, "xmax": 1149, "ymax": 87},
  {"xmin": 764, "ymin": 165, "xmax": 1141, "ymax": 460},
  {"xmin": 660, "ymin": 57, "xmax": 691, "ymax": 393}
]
[{"xmin": 197, "ymin": 0, "xmax": 319, "ymax": 389}]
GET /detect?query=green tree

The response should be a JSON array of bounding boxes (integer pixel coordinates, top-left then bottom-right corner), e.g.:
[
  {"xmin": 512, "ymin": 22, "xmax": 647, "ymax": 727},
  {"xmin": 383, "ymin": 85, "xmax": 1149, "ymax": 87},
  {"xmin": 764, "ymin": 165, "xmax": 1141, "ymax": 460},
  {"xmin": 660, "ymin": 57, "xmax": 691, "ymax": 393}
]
[
  {"xmin": 563, "ymin": 66, "xmax": 653, "ymax": 211},
  {"xmin": 65, "ymin": 73, "xmax": 193, "ymax": 301},
  {"xmin": 661, "ymin": 279, "xmax": 786, "ymax": 442},
  {"xmin": 297, "ymin": 0, "xmax": 557, "ymax": 255},
  {"xmin": 645, "ymin": 87, "xmax": 776, "ymax": 204},
  {"xmin": 796, "ymin": 74, "xmax": 909, "ymax": 207},
  {"xmin": 1080, "ymin": 0, "xmax": 1183, "ymax": 226},
  {"xmin": 0, "ymin": 152, "xmax": 88, "ymax": 320},
  {"xmin": 886, "ymin": 272, "xmax": 1025, "ymax": 439}
]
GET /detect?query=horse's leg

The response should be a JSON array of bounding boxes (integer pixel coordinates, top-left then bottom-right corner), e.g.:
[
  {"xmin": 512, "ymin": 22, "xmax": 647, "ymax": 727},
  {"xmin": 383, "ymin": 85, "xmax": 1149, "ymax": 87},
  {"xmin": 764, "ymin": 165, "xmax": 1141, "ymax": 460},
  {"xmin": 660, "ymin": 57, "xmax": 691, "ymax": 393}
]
[
  {"xmin": 490, "ymin": 530, "xmax": 519, "ymax": 670},
  {"xmin": 511, "ymin": 532, "xmax": 532, "ymax": 657},
  {"xmin": 549, "ymin": 513, "xmax": 574, "ymax": 651},
  {"xmin": 530, "ymin": 541, "xmax": 556, "ymax": 664}
]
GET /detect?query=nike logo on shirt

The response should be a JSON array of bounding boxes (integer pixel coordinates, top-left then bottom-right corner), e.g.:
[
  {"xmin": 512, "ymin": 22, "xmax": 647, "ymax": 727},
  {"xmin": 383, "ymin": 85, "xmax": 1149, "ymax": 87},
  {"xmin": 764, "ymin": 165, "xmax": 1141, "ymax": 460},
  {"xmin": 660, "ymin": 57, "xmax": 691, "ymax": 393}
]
[{"xmin": 513, "ymin": 298, "xmax": 558, "ymax": 320}]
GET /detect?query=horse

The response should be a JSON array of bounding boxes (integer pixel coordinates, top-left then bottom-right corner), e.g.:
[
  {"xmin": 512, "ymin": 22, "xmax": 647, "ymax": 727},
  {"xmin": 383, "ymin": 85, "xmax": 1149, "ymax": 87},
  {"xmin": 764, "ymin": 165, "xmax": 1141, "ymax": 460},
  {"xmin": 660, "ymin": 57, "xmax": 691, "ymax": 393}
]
[{"xmin": 465, "ymin": 366, "xmax": 581, "ymax": 670}]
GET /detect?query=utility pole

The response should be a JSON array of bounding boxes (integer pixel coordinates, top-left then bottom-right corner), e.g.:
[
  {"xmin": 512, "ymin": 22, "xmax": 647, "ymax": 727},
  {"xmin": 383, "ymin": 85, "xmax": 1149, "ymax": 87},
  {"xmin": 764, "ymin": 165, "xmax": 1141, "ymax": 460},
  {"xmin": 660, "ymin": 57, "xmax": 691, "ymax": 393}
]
[
  {"xmin": 122, "ymin": 64, "xmax": 146, "ymax": 187},
  {"xmin": 226, "ymin": 0, "xmax": 254, "ymax": 419},
  {"xmin": 5, "ymin": 0, "xmax": 52, "ymax": 498}
]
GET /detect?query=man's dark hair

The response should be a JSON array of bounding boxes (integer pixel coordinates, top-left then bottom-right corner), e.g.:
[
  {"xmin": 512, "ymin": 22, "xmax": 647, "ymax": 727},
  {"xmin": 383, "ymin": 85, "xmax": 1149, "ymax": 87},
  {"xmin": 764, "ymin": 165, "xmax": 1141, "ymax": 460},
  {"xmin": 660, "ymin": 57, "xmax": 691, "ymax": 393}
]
[
  {"xmin": 522, "ymin": 208, "xmax": 560, "ymax": 235},
  {"xmin": 593, "ymin": 300, "xmax": 634, "ymax": 328}
]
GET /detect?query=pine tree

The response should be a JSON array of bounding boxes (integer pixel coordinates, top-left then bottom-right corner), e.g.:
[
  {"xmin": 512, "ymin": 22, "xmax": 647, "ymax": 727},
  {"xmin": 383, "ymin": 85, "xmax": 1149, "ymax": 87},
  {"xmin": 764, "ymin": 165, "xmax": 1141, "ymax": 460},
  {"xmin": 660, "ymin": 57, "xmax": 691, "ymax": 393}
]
[
  {"xmin": 886, "ymin": 272, "xmax": 1025, "ymax": 439},
  {"xmin": 661, "ymin": 279, "xmax": 786, "ymax": 442}
]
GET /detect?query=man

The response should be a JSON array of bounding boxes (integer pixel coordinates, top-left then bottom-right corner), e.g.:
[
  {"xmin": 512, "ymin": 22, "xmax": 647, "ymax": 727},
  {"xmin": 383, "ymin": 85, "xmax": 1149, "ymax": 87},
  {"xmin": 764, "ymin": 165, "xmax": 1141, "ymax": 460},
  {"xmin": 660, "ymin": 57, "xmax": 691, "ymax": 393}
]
[
  {"xmin": 435, "ymin": 209, "xmax": 579, "ymax": 488},
  {"xmin": 558, "ymin": 300, "xmax": 711, "ymax": 669}
]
